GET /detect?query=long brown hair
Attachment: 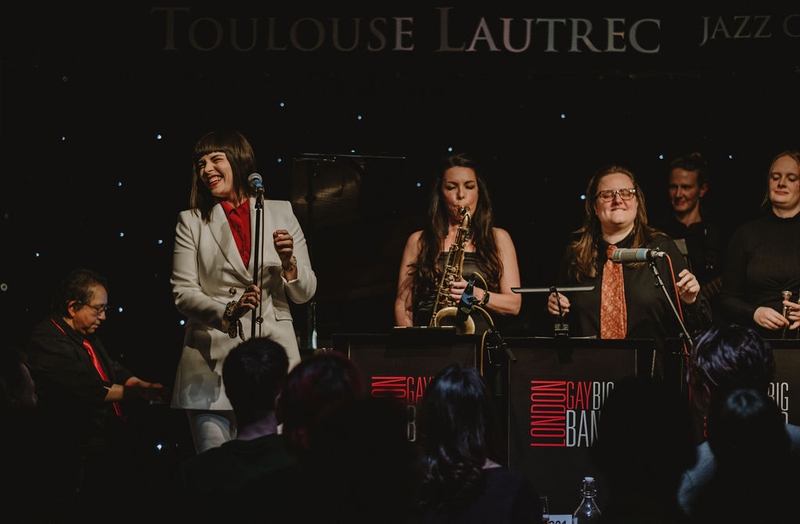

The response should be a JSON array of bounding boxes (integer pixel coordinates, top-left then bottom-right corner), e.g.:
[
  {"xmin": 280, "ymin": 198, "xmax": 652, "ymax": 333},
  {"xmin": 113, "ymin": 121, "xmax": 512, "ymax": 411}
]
[
  {"xmin": 412, "ymin": 152, "xmax": 502, "ymax": 300},
  {"xmin": 188, "ymin": 129, "xmax": 259, "ymax": 221},
  {"xmin": 568, "ymin": 164, "xmax": 662, "ymax": 282}
]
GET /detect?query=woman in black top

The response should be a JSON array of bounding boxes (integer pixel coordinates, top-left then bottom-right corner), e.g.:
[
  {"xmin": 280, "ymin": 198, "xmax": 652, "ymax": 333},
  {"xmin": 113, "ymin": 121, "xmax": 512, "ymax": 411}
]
[
  {"xmin": 719, "ymin": 150, "xmax": 800, "ymax": 338},
  {"xmin": 394, "ymin": 152, "xmax": 521, "ymax": 333}
]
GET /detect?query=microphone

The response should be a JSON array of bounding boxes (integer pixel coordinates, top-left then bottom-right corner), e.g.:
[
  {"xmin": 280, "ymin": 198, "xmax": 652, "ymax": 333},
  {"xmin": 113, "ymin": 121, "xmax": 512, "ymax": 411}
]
[
  {"xmin": 611, "ymin": 248, "xmax": 667, "ymax": 263},
  {"xmin": 248, "ymin": 172, "xmax": 265, "ymax": 193},
  {"xmin": 456, "ymin": 274, "xmax": 477, "ymax": 324}
]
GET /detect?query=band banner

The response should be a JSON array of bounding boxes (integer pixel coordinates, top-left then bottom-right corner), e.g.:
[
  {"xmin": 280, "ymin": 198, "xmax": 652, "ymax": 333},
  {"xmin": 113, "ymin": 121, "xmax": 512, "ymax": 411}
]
[
  {"xmin": 504, "ymin": 337, "xmax": 657, "ymax": 514},
  {"xmin": 332, "ymin": 330, "xmax": 482, "ymax": 443}
]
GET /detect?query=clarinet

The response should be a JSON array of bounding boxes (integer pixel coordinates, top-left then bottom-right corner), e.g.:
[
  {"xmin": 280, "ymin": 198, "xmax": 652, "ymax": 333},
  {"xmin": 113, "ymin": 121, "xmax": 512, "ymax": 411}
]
[{"xmin": 782, "ymin": 290, "xmax": 792, "ymax": 339}]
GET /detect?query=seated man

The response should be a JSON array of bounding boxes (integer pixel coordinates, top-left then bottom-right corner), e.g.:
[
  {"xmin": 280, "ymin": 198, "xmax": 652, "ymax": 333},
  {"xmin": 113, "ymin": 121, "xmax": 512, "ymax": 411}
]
[{"xmin": 26, "ymin": 268, "xmax": 169, "ymax": 519}]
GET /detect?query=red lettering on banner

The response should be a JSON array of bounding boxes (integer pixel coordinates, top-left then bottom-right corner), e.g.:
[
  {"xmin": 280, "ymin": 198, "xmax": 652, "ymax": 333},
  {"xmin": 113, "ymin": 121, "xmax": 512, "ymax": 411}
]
[
  {"xmin": 371, "ymin": 376, "xmax": 407, "ymax": 399},
  {"xmin": 529, "ymin": 380, "xmax": 567, "ymax": 447},
  {"xmin": 529, "ymin": 381, "xmax": 610, "ymax": 447},
  {"xmin": 370, "ymin": 375, "xmax": 431, "ymax": 405},
  {"xmin": 529, "ymin": 380, "xmax": 567, "ymax": 403},
  {"xmin": 414, "ymin": 375, "xmax": 429, "ymax": 404},
  {"xmin": 531, "ymin": 414, "xmax": 566, "ymax": 426},
  {"xmin": 565, "ymin": 381, "xmax": 592, "ymax": 410}
]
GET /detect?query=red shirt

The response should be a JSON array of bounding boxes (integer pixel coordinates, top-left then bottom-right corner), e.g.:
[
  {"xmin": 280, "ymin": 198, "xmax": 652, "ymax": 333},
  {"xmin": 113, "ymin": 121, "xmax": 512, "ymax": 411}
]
[{"xmin": 220, "ymin": 200, "xmax": 252, "ymax": 267}]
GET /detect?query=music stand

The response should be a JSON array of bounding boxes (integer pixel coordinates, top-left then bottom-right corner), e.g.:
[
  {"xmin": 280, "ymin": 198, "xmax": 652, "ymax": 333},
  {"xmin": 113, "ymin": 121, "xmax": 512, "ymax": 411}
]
[{"xmin": 511, "ymin": 286, "xmax": 594, "ymax": 338}]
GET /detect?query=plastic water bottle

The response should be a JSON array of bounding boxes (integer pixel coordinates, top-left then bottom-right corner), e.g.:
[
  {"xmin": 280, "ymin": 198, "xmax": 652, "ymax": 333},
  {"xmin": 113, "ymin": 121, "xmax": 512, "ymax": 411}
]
[{"xmin": 572, "ymin": 476, "xmax": 601, "ymax": 523}]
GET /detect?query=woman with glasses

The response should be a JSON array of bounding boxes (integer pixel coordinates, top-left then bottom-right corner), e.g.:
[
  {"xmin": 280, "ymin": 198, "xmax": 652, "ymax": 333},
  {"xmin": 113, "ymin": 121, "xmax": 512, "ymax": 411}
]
[{"xmin": 546, "ymin": 165, "xmax": 712, "ymax": 374}]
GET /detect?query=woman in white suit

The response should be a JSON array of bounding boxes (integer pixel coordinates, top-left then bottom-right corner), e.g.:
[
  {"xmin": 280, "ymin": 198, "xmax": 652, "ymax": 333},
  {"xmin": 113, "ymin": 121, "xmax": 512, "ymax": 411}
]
[{"xmin": 170, "ymin": 129, "xmax": 317, "ymax": 453}]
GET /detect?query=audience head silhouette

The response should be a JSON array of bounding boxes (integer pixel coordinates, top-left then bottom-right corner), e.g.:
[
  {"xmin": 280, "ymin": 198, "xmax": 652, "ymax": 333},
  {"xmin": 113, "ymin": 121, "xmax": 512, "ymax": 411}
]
[
  {"xmin": 687, "ymin": 324, "xmax": 775, "ymax": 413},
  {"xmin": 171, "ymin": 337, "xmax": 297, "ymax": 524},
  {"xmin": 417, "ymin": 364, "xmax": 503, "ymax": 510},
  {"xmin": 298, "ymin": 394, "xmax": 416, "ymax": 523},
  {"xmin": 692, "ymin": 387, "xmax": 797, "ymax": 523},
  {"xmin": 222, "ymin": 337, "xmax": 288, "ymax": 432},
  {"xmin": 419, "ymin": 363, "xmax": 500, "ymax": 476},
  {"xmin": 414, "ymin": 363, "xmax": 543, "ymax": 522},
  {"xmin": 277, "ymin": 349, "xmax": 365, "ymax": 455},
  {"xmin": 707, "ymin": 387, "xmax": 788, "ymax": 471}
]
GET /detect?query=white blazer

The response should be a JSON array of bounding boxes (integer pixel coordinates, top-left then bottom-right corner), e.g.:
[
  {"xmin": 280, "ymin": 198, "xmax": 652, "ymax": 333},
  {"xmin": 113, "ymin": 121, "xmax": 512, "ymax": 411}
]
[{"xmin": 170, "ymin": 198, "xmax": 317, "ymax": 410}]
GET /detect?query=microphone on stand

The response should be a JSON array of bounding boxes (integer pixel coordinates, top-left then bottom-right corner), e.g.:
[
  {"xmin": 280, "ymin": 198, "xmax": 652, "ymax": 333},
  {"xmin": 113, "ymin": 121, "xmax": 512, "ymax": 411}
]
[
  {"xmin": 249, "ymin": 172, "xmax": 265, "ymax": 338},
  {"xmin": 611, "ymin": 248, "xmax": 667, "ymax": 263},
  {"xmin": 456, "ymin": 274, "xmax": 477, "ymax": 324},
  {"xmin": 248, "ymin": 172, "xmax": 265, "ymax": 194}
]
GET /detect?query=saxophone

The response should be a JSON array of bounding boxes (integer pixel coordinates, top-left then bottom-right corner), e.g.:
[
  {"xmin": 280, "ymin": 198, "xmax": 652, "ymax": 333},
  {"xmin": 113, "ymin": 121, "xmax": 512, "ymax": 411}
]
[{"xmin": 429, "ymin": 206, "xmax": 476, "ymax": 335}]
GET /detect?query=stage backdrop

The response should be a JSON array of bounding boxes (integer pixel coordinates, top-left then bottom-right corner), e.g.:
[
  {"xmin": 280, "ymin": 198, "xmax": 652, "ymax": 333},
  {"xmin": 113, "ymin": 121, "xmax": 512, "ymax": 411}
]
[{"xmin": 1, "ymin": 4, "xmax": 799, "ymax": 382}]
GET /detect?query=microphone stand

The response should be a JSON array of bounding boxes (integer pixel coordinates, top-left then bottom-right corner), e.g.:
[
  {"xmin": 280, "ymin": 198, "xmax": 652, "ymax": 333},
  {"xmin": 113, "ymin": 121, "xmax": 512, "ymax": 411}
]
[
  {"xmin": 473, "ymin": 304, "xmax": 514, "ymax": 466},
  {"xmin": 473, "ymin": 304, "xmax": 516, "ymax": 364},
  {"xmin": 647, "ymin": 259, "xmax": 693, "ymax": 355},
  {"xmin": 251, "ymin": 189, "xmax": 264, "ymax": 339}
]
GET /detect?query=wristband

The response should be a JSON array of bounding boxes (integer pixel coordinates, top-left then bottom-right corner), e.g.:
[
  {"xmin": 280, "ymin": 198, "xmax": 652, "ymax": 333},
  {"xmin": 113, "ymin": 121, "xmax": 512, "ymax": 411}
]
[
  {"xmin": 224, "ymin": 301, "xmax": 242, "ymax": 339},
  {"xmin": 282, "ymin": 256, "xmax": 298, "ymax": 272},
  {"xmin": 480, "ymin": 290, "xmax": 490, "ymax": 306}
]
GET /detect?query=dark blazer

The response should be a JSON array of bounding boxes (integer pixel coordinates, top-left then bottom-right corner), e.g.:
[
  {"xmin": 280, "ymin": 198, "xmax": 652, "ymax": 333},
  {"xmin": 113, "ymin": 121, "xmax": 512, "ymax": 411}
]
[{"xmin": 27, "ymin": 316, "xmax": 133, "ymax": 448}]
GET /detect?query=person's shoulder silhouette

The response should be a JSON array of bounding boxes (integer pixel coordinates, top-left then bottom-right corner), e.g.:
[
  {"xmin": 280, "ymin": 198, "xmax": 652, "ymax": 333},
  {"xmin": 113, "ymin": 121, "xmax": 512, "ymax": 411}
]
[
  {"xmin": 692, "ymin": 387, "xmax": 798, "ymax": 524},
  {"xmin": 298, "ymin": 395, "xmax": 416, "ymax": 524},
  {"xmin": 591, "ymin": 376, "xmax": 695, "ymax": 523}
]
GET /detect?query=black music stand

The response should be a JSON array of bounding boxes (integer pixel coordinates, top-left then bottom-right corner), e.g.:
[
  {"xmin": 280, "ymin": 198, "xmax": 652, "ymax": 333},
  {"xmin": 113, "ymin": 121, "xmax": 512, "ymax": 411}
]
[{"xmin": 512, "ymin": 286, "xmax": 594, "ymax": 338}]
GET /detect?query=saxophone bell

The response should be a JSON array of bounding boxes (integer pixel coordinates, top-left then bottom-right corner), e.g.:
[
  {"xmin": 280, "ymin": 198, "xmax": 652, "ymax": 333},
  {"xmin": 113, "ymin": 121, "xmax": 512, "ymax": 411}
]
[
  {"xmin": 433, "ymin": 275, "xmax": 477, "ymax": 334},
  {"xmin": 433, "ymin": 306, "xmax": 476, "ymax": 335}
]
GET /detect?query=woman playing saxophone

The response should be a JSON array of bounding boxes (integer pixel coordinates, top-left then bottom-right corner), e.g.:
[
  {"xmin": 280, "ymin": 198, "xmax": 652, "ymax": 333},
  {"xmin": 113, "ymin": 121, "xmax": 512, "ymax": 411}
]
[{"xmin": 394, "ymin": 151, "xmax": 521, "ymax": 333}]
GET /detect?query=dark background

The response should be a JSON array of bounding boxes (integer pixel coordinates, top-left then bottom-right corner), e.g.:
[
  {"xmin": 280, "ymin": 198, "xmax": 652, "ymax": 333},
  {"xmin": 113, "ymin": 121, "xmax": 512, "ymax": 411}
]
[{"xmin": 2, "ymin": 4, "xmax": 799, "ymax": 386}]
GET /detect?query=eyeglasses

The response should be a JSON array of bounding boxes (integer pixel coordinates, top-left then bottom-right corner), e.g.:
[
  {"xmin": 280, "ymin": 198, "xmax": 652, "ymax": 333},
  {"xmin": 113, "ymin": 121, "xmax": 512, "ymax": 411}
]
[
  {"xmin": 84, "ymin": 303, "xmax": 110, "ymax": 316},
  {"xmin": 596, "ymin": 188, "xmax": 637, "ymax": 202}
]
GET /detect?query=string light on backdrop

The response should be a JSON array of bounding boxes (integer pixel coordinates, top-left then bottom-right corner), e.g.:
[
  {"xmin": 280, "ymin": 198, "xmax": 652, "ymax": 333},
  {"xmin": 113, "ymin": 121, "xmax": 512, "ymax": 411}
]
[{"xmin": 1, "ymin": 5, "xmax": 799, "ymax": 382}]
